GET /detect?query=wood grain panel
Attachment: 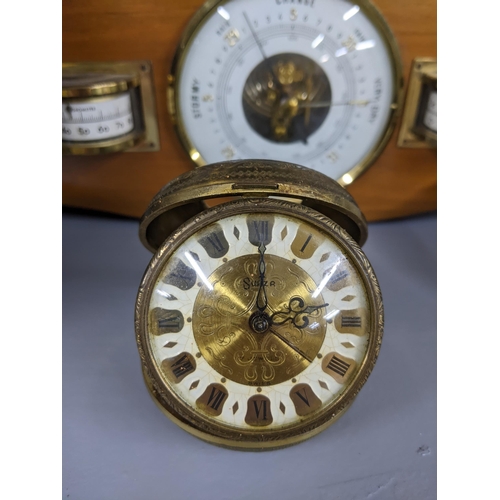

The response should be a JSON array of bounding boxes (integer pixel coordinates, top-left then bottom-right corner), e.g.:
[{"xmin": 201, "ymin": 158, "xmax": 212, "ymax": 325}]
[{"xmin": 62, "ymin": 0, "xmax": 436, "ymax": 221}]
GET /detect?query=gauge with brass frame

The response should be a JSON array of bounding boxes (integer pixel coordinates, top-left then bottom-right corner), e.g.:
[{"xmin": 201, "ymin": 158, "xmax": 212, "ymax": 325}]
[
  {"xmin": 135, "ymin": 160, "xmax": 383, "ymax": 450},
  {"xmin": 62, "ymin": 61, "xmax": 160, "ymax": 155},
  {"xmin": 168, "ymin": 0, "xmax": 402, "ymax": 185}
]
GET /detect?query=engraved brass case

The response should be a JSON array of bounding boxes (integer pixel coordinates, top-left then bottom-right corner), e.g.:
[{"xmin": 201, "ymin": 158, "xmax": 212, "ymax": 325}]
[{"xmin": 135, "ymin": 160, "xmax": 383, "ymax": 450}]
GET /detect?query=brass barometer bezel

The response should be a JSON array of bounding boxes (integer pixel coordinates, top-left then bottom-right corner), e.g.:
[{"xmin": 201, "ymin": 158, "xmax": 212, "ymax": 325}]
[
  {"xmin": 167, "ymin": 0, "xmax": 403, "ymax": 185},
  {"xmin": 135, "ymin": 160, "xmax": 383, "ymax": 450}
]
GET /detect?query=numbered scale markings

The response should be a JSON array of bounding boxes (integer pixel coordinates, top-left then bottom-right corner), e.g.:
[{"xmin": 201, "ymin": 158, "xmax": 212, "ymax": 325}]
[
  {"xmin": 171, "ymin": 0, "xmax": 401, "ymax": 183},
  {"xmin": 62, "ymin": 93, "xmax": 134, "ymax": 141},
  {"xmin": 146, "ymin": 211, "xmax": 371, "ymax": 430}
]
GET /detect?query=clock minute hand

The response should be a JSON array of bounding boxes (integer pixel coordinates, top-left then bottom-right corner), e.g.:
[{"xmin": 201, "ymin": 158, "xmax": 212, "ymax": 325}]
[{"xmin": 269, "ymin": 328, "xmax": 313, "ymax": 363}]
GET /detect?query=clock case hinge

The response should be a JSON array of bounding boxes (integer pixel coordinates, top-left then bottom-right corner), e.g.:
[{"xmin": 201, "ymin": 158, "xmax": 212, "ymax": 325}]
[{"xmin": 139, "ymin": 160, "xmax": 368, "ymax": 253}]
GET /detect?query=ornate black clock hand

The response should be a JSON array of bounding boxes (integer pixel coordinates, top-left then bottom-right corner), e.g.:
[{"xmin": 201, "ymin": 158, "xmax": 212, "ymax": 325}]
[
  {"xmin": 270, "ymin": 297, "xmax": 329, "ymax": 329},
  {"xmin": 255, "ymin": 241, "xmax": 268, "ymax": 312}
]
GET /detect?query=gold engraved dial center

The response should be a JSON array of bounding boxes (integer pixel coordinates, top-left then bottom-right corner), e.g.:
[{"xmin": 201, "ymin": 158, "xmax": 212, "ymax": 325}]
[{"xmin": 193, "ymin": 254, "xmax": 327, "ymax": 386}]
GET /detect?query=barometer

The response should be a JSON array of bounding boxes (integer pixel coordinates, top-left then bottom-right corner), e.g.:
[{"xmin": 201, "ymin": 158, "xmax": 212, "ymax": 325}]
[
  {"xmin": 168, "ymin": 0, "xmax": 402, "ymax": 185},
  {"xmin": 135, "ymin": 160, "xmax": 383, "ymax": 449}
]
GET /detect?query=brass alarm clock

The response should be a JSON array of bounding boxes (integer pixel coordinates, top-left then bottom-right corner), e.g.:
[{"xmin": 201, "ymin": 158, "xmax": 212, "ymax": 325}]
[{"xmin": 135, "ymin": 160, "xmax": 383, "ymax": 449}]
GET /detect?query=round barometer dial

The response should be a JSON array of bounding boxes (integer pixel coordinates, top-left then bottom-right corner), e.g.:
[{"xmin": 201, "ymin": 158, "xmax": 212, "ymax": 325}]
[
  {"xmin": 169, "ymin": 0, "xmax": 402, "ymax": 185},
  {"xmin": 135, "ymin": 160, "xmax": 383, "ymax": 449}
]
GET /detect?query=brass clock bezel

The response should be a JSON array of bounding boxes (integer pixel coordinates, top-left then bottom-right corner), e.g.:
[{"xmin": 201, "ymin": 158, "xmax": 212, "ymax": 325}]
[
  {"xmin": 167, "ymin": 0, "xmax": 403, "ymax": 185},
  {"xmin": 135, "ymin": 197, "xmax": 383, "ymax": 450}
]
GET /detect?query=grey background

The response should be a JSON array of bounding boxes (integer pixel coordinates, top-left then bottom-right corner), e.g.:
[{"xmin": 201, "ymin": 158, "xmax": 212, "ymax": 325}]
[{"xmin": 63, "ymin": 211, "xmax": 436, "ymax": 500}]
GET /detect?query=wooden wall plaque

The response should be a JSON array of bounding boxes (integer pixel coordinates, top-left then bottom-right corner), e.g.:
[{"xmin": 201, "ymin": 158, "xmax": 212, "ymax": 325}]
[{"xmin": 62, "ymin": 0, "xmax": 436, "ymax": 222}]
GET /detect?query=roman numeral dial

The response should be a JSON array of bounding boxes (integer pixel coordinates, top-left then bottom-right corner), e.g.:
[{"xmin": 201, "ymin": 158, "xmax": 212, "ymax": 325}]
[{"xmin": 142, "ymin": 208, "xmax": 378, "ymax": 440}]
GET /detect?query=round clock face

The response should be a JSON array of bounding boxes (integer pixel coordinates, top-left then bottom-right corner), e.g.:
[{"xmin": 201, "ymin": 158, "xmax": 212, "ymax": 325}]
[
  {"xmin": 137, "ymin": 200, "xmax": 382, "ymax": 448},
  {"xmin": 171, "ymin": 0, "xmax": 401, "ymax": 184}
]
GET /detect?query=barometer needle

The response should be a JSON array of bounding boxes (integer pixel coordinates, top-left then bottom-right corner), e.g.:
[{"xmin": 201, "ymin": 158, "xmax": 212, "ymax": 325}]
[
  {"xmin": 300, "ymin": 100, "xmax": 372, "ymax": 108},
  {"xmin": 242, "ymin": 11, "xmax": 284, "ymax": 93}
]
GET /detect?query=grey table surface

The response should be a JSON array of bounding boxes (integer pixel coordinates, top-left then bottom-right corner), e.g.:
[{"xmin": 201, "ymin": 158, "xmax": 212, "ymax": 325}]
[{"xmin": 62, "ymin": 211, "xmax": 436, "ymax": 500}]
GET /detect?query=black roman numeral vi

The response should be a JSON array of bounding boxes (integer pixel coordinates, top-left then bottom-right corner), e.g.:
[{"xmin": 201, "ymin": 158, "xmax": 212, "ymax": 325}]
[{"xmin": 253, "ymin": 400, "xmax": 268, "ymax": 420}]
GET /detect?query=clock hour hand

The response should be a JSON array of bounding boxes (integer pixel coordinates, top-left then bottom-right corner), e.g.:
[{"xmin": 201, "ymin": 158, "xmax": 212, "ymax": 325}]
[
  {"xmin": 255, "ymin": 241, "xmax": 268, "ymax": 312},
  {"xmin": 270, "ymin": 297, "xmax": 329, "ymax": 329}
]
